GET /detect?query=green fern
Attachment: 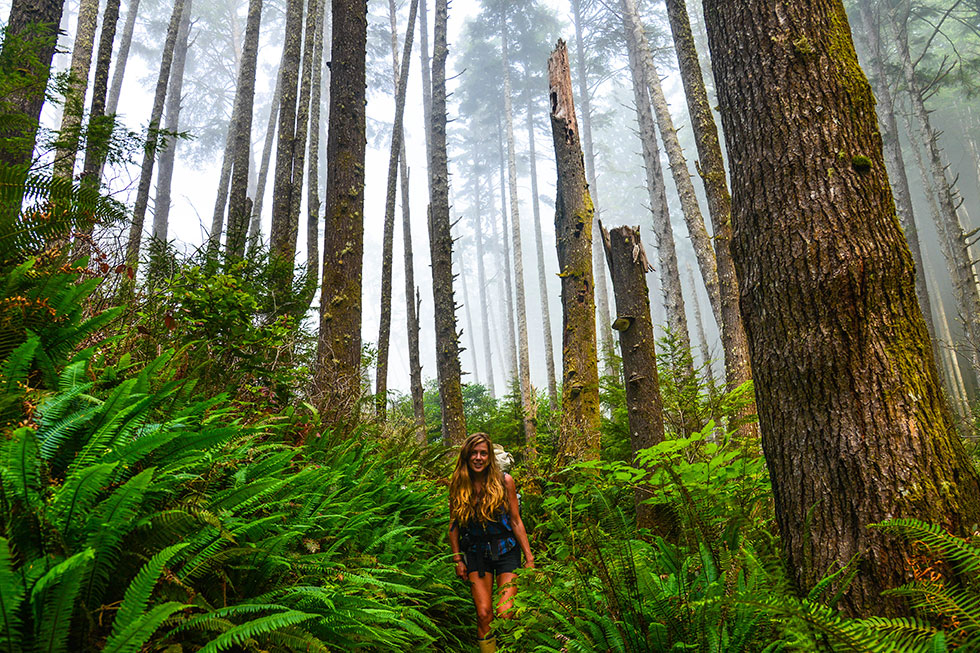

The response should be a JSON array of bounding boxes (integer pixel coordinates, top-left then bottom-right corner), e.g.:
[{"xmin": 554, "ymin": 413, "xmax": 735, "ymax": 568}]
[
  {"xmin": 196, "ymin": 610, "xmax": 317, "ymax": 653},
  {"xmin": 0, "ymin": 538, "xmax": 25, "ymax": 653}
]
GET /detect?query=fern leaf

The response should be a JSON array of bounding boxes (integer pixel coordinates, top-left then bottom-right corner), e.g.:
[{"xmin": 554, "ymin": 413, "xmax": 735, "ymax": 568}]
[
  {"xmin": 0, "ymin": 538, "xmax": 25, "ymax": 653},
  {"xmin": 111, "ymin": 543, "xmax": 188, "ymax": 635},
  {"xmin": 50, "ymin": 462, "xmax": 117, "ymax": 538},
  {"xmin": 196, "ymin": 610, "xmax": 316, "ymax": 653},
  {"xmin": 102, "ymin": 601, "xmax": 188, "ymax": 653},
  {"xmin": 872, "ymin": 519, "xmax": 980, "ymax": 576},
  {"xmin": 3, "ymin": 427, "xmax": 41, "ymax": 510},
  {"xmin": 33, "ymin": 549, "xmax": 94, "ymax": 653},
  {"xmin": 0, "ymin": 337, "xmax": 38, "ymax": 394}
]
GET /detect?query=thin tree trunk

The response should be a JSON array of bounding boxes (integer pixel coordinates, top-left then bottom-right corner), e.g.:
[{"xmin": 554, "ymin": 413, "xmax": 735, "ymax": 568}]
[
  {"xmin": 887, "ymin": 0, "xmax": 980, "ymax": 382},
  {"xmin": 549, "ymin": 41, "xmax": 601, "ymax": 462},
  {"xmin": 316, "ymin": 0, "xmax": 367, "ymax": 424},
  {"xmin": 305, "ymin": 0, "xmax": 326, "ymax": 285},
  {"xmin": 54, "ymin": 0, "xmax": 100, "ymax": 179},
  {"xmin": 105, "ymin": 0, "xmax": 140, "ymax": 116},
  {"xmin": 269, "ymin": 0, "xmax": 306, "ymax": 270},
  {"xmin": 0, "ymin": 0, "xmax": 67, "ymax": 167},
  {"xmin": 418, "ymin": 0, "xmax": 432, "ymax": 156},
  {"xmin": 622, "ymin": 9, "xmax": 694, "ymax": 374},
  {"xmin": 78, "ymin": 0, "xmax": 121, "ymax": 197},
  {"xmin": 687, "ymin": 265, "xmax": 716, "ymax": 388},
  {"xmin": 377, "ymin": 0, "xmax": 419, "ymax": 421},
  {"xmin": 472, "ymin": 173, "xmax": 496, "ymax": 398},
  {"xmin": 500, "ymin": 15, "xmax": 536, "ymax": 454},
  {"xmin": 250, "ymin": 66, "xmax": 283, "ymax": 245},
  {"xmin": 225, "ymin": 0, "xmax": 265, "ymax": 259},
  {"xmin": 427, "ymin": 0, "xmax": 466, "ymax": 445},
  {"xmin": 570, "ymin": 0, "xmax": 615, "ymax": 376},
  {"xmin": 458, "ymin": 238, "xmax": 481, "ymax": 386},
  {"xmin": 601, "ymin": 224, "xmax": 666, "ymax": 531},
  {"xmin": 662, "ymin": 0, "xmax": 754, "ymax": 416},
  {"xmin": 702, "ymin": 0, "xmax": 980, "ymax": 616},
  {"xmin": 208, "ymin": 129, "xmax": 235, "ymax": 256},
  {"xmin": 927, "ymin": 264, "xmax": 971, "ymax": 419},
  {"xmin": 124, "ymin": 0, "xmax": 186, "ymax": 277},
  {"xmin": 496, "ymin": 115, "xmax": 519, "ymax": 383},
  {"xmin": 152, "ymin": 0, "xmax": 192, "ymax": 244},
  {"xmin": 526, "ymin": 104, "xmax": 557, "ymax": 409}
]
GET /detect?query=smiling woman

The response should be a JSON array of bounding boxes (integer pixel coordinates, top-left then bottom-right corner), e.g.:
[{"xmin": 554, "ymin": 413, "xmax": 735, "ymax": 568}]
[{"xmin": 448, "ymin": 432, "xmax": 534, "ymax": 652}]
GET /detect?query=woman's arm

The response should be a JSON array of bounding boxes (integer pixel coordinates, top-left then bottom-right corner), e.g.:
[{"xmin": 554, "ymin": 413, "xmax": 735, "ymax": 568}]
[
  {"xmin": 448, "ymin": 503, "xmax": 467, "ymax": 579},
  {"xmin": 504, "ymin": 474, "xmax": 534, "ymax": 568}
]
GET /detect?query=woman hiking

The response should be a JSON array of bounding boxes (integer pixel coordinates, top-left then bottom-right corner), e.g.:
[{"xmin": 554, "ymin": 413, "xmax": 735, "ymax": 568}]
[{"xmin": 449, "ymin": 433, "xmax": 534, "ymax": 652}]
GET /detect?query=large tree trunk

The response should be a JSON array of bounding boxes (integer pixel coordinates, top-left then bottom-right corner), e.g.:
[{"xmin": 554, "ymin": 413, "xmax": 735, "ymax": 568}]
[
  {"xmin": 53, "ymin": 0, "xmax": 100, "ymax": 180},
  {"xmin": 496, "ymin": 116, "xmax": 519, "ymax": 383},
  {"xmin": 225, "ymin": 0, "xmax": 265, "ymax": 259},
  {"xmin": 0, "ymin": 0, "xmax": 67, "ymax": 167},
  {"xmin": 315, "ymin": 0, "xmax": 367, "ymax": 424},
  {"xmin": 376, "ymin": 0, "xmax": 419, "ymax": 421},
  {"xmin": 662, "ymin": 0, "xmax": 755, "ymax": 424},
  {"xmin": 886, "ymin": 0, "xmax": 980, "ymax": 384},
  {"xmin": 427, "ymin": 0, "xmax": 466, "ymax": 445},
  {"xmin": 601, "ymin": 224, "xmax": 666, "ymax": 530},
  {"xmin": 124, "ymin": 0, "xmax": 186, "ymax": 276},
  {"xmin": 548, "ymin": 41, "xmax": 600, "ymax": 462},
  {"xmin": 105, "ymin": 0, "xmax": 140, "ymax": 117},
  {"xmin": 472, "ymin": 172, "xmax": 496, "ymax": 398},
  {"xmin": 269, "ymin": 0, "xmax": 306, "ymax": 271},
  {"xmin": 249, "ymin": 64, "xmax": 283, "ymax": 245},
  {"xmin": 526, "ymin": 103, "xmax": 557, "ymax": 409},
  {"xmin": 622, "ymin": 10, "xmax": 695, "ymax": 380},
  {"xmin": 152, "ymin": 0, "xmax": 192, "ymax": 244},
  {"xmin": 570, "ymin": 0, "xmax": 615, "ymax": 376},
  {"xmin": 701, "ymin": 0, "xmax": 980, "ymax": 616},
  {"xmin": 500, "ymin": 15, "xmax": 536, "ymax": 454}
]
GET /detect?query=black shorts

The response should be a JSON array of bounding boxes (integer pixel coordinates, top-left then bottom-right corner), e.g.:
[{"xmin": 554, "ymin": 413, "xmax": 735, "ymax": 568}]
[{"xmin": 465, "ymin": 546, "xmax": 522, "ymax": 578}]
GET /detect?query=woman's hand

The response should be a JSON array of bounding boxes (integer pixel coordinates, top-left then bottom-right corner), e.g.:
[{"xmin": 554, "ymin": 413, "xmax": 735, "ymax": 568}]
[
  {"xmin": 455, "ymin": 560, "xmax": 468, "ymax": 579},
  {"xmin": 524, "ymin": 555, "xmax": 535, "ymax": 569}
]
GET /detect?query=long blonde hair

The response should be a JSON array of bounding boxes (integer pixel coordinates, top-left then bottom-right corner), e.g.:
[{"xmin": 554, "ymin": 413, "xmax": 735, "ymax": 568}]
[{"xmin": 449, "ymin": 433, "xmax": 506, "ymax": 525}]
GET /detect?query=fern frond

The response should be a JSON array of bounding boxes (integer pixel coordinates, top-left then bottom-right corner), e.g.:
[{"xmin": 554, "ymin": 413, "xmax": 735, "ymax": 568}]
[
  {"xmin": 0, "ymin": 538, "xmax": 25, "ymax": 653},
  {"xmin": 32, "ymin": 549, "xmax": 94, "ymax": 653},
  {"xmin": 196, "ymin": 610, "xmax": 316, "ymax": 653},
  {"xmin": 873, "ymin": 519, "xmax": 980, "ymax": 577},
  {"xmin": 112, "ymin": 543, "xmax": 188, "ymax": 634},
  {"xmin": 103, "ymin": 601, "xmax": 188, "ymax": 653},
  {"xmin": 50, "ymin": 462, "xmax": 117, "ymax": 538},
  {"xmin": 3, "ymin": 427, "xmax": 42, "ymax": 511}
]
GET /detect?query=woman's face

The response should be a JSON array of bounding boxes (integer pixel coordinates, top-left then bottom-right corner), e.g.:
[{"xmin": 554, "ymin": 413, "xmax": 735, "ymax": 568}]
[{"xmin": 467, "ymin": 440, "xmax": 490, "ymax": 475}]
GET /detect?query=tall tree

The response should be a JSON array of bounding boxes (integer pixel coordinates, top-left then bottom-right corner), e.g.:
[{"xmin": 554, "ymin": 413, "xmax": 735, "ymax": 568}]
[
  {"xmin": 105, "ymin": 0, "xmax": 141, "ymax": 117},
  {"xmin": 549, "ymin": 41, "xmax": 600, "ymax": 462},
  {"xmin": 701, "ymin": 0, "xmax": 980, "ymax": 616},
  {"xmin": 225, "ymin": 0, "xmax": 265, "ymax": 259},
  {"xmin": 499, "ymin": 7, "xmax": 536, "ymax": 452},
  {"xmin": 376, "ymin": 0, "xmax": 419, "ymax": 421},
  {"xmin": 427, "ymin": 0, "xmax": 466, "ymax": 445},
  {"xmin": 124, "ymin": 0, "xmax": 188, "ymax": 276},
  {"xmin": 662, "ymin": 0, "xmax": 755, "ymax": 430},
  {"xmin": 570, "ymin": 0, "xmax": 615, "ymax": 375},
  {"xmin": 53, "ymin": 0, "xmax": 100, "ymax": 179},
  {"xmin": 315, "ymin": 0, "xmax": 367, "ymax": 423},
  {"xmin": 470, "ymin": 167, "xmax": 496, "ymax": 398},
  {"xmin": 0, "ymin": 0, "xmax": 67, "ymax": 166},
  {"xmin": 78, "ymin": 0, "xmax": 121, "ymax": 193},
  {"xmin": 496, "ymin": 115, "xmax": 519, "ymax": 382},
  {"xmin": 601, "ymin": 224, "xmax": 665, "ymax": 530},
  {"xmin": 249, "ymin": 62, "xmax": 284, "ymax": 245},
  {"xmin": 305, "ymin": 0, "xmax": 327, "ymax": 283},
  {"xmin": 151, "ymin": 0, "xmax": 193, "ymax": 246}
]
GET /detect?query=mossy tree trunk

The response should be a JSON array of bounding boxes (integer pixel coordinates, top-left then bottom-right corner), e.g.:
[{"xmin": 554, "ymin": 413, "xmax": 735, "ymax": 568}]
[
  {"xmin": 377, "ymin": 0, "xmax": 419, "ymax": 422},
  {"xmin": 427, "ymin": 0, "xmax": 466, "ymax": 445},
  {"xmin": 601, "ymin": 224, "xmax": 666, "ymax": 530},
  {"xmin": 701, "ymin": 0, "xmax": 980, "ymax": 617},
  {"xmin": 77, "ymin": 0, "xmax": 121, "ymax": 196},
  {"xmin": 225, "ymin": 0, "xmax": 265, "ymax": 259},
  {"xmin": 315, "ymin": 0, "xmax": 367, "ymax": 425},
  {"xmin": 662, "ymin": 0, "xmax": 756, "ymax": 443},
  {"xmin": 500, "ymin": 11, "xmax": 536, "ymax": 455},
  {"xmin": 0, "ymin": 0, "xmax": 67, "ymax": 167},
  {"xmin": 570, "ymin": 0, "xmax": 615, "ymax": 377},
  {"xmin": 53, "ymin": 0, "xmax": 100, "ymax": 180},
  {"xmin": 548, "ymin": 41, "xmax": 600, "ymax": 462}
]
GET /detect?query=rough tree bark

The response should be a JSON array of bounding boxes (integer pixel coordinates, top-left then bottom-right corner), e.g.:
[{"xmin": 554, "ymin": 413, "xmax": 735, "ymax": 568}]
[
  {"xmin": 0, "ymin": 0, "xmax": 67, "ymax": 167},
  {"xmin": 53, "ymin": 0, "xmax": 100, "ymax": 179},
  {"xmin": 526, "ymin": 103, "xmax": 557, "ymax": 408},
  {"xmin": 225, "ymin": 0, "xmax": 265, "ymax": 259},
  {"xmin": 662, "ymin": 0, "xmax": 755, "ymax": 430},
  {"xmin": 570, "ymin": 0, "xmax": 615, "ymax": 375},
  {"xmin": 152, "ymin": 0, "xmax": 192, "ymax": 245},
  {"xmin": 701, "ymin": 0, "xmax": 980, "ymax": 616},
  {"xmin": 269, "ymin": 0, "xmax": 306, "ymax": 270},
  {"xmin": 376, "ymin": 0, "xmax": 419, "ymax": 421},
  {"xmin": 316, "ymin": 0, "xmax": 367, "ymax": 424},
  {"xmin": 601, "ymin": 223, "xmax": 666, "ymax": 530},
  {"xmin": 427, "ymin": 0, "xmax": 466, "ymax": 445},
  {"xmin": 501, "ymin": 13, "xmax": 536, "ymax": 452},
  {"xmin": 124, "ymin": 0, "xmax": 186, "ymax": 276},
  {"xmin": 105, "ymin": 0, "xmax": 141, "ymax": 116},
  {"xmin": 549, "ymin": 40, "xmax": 600, "ymax": 462}
]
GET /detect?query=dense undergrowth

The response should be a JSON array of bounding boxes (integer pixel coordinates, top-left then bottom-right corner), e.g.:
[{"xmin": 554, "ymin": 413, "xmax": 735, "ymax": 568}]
[{"xmin": 4, "ymin": 169, "xmax": 980, "ymax": 652}]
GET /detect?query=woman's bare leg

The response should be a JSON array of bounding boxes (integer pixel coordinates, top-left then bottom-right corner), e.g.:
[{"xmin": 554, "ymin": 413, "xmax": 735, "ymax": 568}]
[
  {"xmin": 494, "ymin": 572, "xmax": 518, "ymax": 619},
  {"xmin": 469, "ymin": 572, "xmax": 495, "ymax": 638}
]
